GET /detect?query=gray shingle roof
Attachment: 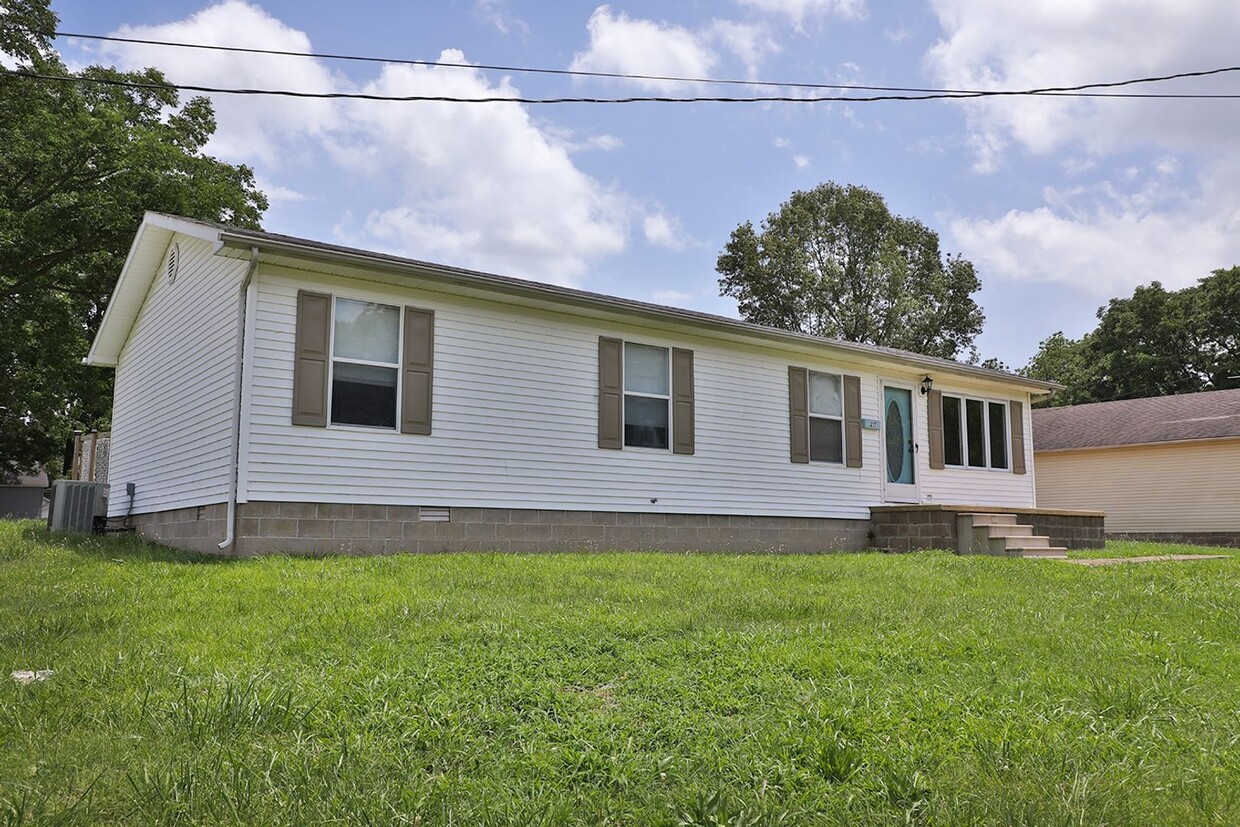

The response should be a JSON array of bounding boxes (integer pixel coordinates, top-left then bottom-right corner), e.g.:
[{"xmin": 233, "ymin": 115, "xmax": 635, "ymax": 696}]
[{"xmin": 1032, "ymin": 389, "xmax": 1240, "ymax": 451}]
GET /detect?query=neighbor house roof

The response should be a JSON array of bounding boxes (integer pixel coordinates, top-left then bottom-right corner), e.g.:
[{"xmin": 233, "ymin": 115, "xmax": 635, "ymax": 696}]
[
  {"xmin": 86, "ymin": 212, "xmax": 1062, "ymax": 395},
  {"xmin": 1033, "ymin": 388, "xmax": 1240, "ymax": 451},
  {"xmin": 0, "ymin": 468, "xmax": 48, "ymax": 487}
]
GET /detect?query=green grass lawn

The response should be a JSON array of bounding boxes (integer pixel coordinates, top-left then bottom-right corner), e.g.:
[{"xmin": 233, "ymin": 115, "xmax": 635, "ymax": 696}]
[
  {"xmin": 1066, "ymin": 539, "xmax": 1239, "ymax": 560},
  {"xmin": 1, "ymin": 521, "xmax": 1237, "ymax": 826}
]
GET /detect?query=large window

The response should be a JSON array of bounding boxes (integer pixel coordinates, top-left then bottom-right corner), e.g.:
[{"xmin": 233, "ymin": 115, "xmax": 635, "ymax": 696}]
[
  {"xmin": 623, "ymin": 342, "xmax": 670, "ymax": 449},
  {"xmin": 808, "ymin": 370, "xmax": 844, "ymax": 463},
  {"xmin": 942, "ymin": 394, "xmax": 1009, "ymax": 470},
  {"xmin": 331, "ymin": 298, "xmax": 400, "ymax": 428}
]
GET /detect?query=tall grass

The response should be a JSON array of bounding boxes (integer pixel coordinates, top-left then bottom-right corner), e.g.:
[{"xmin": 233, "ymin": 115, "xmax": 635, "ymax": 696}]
[{"xmin": 0, "ymin": 521, "xmax": 1236, "ymax": 825}]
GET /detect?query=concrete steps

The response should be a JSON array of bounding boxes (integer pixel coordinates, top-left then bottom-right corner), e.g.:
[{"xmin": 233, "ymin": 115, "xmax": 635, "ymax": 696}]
[{"xmin": 956, "ymin": 513, "xmax": 1067, "ymax": 559}]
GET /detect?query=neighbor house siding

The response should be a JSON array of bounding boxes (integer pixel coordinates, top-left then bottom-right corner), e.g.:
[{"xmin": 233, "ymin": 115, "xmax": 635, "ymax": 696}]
[
  {"xmin": 107, "ymin": 236, "xmax": 246, "ymax": 517},
  {"xmin": 917, "ymin": 383, "xmax": 1036, "ymax": 509},
  {"xmin": 1035, "ymin": 439, "xmax": 1240, "ymax": 533},
  {"xmin": 241, "ymin": 267, "xmax": 898, "ymax": 518}
]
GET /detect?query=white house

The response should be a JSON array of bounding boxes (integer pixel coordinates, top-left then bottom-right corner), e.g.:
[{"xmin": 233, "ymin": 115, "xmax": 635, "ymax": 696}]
[{"xmin": 86, "ymin": 212, "xmax": 1089, "ymax": 556}]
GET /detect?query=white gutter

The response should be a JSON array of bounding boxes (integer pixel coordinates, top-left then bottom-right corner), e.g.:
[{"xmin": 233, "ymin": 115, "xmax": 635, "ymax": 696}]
[{"xmin": 219, "ymin": 246, "xmax": 260, "ymax": 552}]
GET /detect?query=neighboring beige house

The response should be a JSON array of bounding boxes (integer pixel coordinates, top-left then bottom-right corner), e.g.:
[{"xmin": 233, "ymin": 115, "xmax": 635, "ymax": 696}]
[{"xmin": 1033, "ymin": 389, "xmax": 1240, "ymax": 545}]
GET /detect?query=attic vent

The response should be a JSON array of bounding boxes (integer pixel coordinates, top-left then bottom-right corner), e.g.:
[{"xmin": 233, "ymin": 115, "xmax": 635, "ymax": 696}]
[
  {"xmin": 419, "ymin": 507, "xmax": 450, "ymax": 522},
  {"xmin": 166, "ymin": 243, "xmax": 180, "ymax": 283}
]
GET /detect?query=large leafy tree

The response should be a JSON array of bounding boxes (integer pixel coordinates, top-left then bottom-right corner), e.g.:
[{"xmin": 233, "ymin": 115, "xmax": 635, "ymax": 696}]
[
  {"xmin": 1023, "ymin": 267, "xmax": 1240, "ymax": 406},
  {"xmin": 1022, "ymin": 331, "xmax": 1099, "ymax": 407},
  {"xmin": 716, "ymin": 182, "xmax": 985, "ymax": 360},
  {"xmin": 1, "ymin": 0, "xmax": 267, "ymax": 475}
]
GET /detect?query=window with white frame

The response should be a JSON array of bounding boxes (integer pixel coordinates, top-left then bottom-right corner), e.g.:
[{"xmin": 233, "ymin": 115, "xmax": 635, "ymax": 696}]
[
  {"xmin": 941, "ymin": 394, "xmax": 1009, "ymax": 470},
  {"xmin": 623, "ymin": 342, "xmax": 669, "ymax": 449},
  {"xmin": 808, "ymin": 370, "xmax": 844, "ymax": 463},
  {"xmin": 330, "ymin": 297, "xmax": 401, "ymax": 428}
]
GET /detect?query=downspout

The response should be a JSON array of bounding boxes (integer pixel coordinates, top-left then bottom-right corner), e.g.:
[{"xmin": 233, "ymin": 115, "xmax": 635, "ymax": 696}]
[{"xmin": 219, "ymin": 246, "xmax": 260, "ymax": 552}]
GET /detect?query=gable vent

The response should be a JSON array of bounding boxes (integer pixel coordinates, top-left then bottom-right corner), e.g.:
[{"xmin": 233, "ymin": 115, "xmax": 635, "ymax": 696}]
[{"xmin": 166, "ymin": 243, "xmax": 180, "ymax": 283}]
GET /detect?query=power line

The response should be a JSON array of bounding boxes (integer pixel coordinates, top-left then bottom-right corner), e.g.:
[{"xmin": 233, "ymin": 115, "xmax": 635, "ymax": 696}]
[
  {"xmin": 53, "ymin": 30, "xmax": 953, "ymax": 93},
  {"xmin": 49, "ymin": 29, "xmax": 1240, "ymax": 100},
  {"xmin": 8, "ymin": 69, "xmax": 1240, "ymax": 104}
]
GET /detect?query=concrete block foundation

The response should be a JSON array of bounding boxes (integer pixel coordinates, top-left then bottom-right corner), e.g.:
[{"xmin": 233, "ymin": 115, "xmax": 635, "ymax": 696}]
[
  {"xmin": 131, "ymin": 501, "xmax": 872, "ymax": 556},
  {"xmin": 129, "ymin": 501, "xmax": 1106, "ymax": 556}
]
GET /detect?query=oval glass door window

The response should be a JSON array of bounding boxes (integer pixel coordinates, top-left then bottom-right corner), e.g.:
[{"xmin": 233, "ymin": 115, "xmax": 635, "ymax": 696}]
[{"xmin": 885, "ymin": 399, "xmax": 905, "ymax": 482}]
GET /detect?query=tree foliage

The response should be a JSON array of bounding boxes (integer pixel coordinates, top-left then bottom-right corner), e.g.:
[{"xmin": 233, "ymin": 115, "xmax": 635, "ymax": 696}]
[
  {"xmin": 1023, "ymin": 267, "xmax": 1240, "ymax": 406},
  {"xmin": 716, "ymin": 182, "xmax": 985, "ymax": 360},
  {"xmin": 0, "ymin": 0, "xmax": 267, "ymax": 474}
]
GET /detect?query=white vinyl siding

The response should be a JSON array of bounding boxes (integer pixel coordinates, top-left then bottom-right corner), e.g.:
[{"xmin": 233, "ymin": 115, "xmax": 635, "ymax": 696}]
[
  {"xmin": 1035, "ymin": 440, "xmax": 1240, "ymax": 532},
  {"xmin": 240, "ymin": 268, "xmax": 1041, "ymax": 517},
  {"xmin": 242, "ymin": 268, "xmax": 894, "ymax": 518},
  {"xmin": 919, "ymin": 384, "xmax": 1035, "ymax": 508},
  {"xmin": 107, "ymin": 236, "xmax": 246, "ymax": 516}
]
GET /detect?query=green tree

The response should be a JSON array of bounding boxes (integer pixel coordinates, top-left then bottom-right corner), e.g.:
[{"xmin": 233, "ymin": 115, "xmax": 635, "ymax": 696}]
[
  {"xmin": 716, "ymin": 182, "xmax": 985, "ymax": 360},
  {"xmin": 1188, "ymin": 266, "xmax": 1240, "ymax": 389},
  {"xmin": 1088, "ymin": 281, "xmax": 1199, "ymax": 401},
  {"xmin": 1, "ymin": 0, "xmax": 267, "ymax": 475},
  {"xmin": 1022, "ymin": 268, "xmax": 1240, "ymax": 405},
  {"xmin": 1022, "ymin": 332, "xmax": 1098, "ymax": 407}
]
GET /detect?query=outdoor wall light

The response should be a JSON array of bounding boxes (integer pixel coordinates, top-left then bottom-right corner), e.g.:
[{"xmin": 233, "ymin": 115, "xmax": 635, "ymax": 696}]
[{"xmin": 919, "ymin": 375, "xmax": 934, "ymax": 396}]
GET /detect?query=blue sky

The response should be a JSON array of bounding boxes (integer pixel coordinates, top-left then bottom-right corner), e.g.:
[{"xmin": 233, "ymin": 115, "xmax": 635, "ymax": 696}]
[{"xmin": 49, "ymin": 0, "xmax": 1240, "ymax": 367}]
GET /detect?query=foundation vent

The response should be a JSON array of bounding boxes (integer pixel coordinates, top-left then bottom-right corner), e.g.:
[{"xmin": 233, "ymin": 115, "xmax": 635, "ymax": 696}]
[{"xmin": 419, "ymin": 507, "xmax": 450, "ymax": 522}]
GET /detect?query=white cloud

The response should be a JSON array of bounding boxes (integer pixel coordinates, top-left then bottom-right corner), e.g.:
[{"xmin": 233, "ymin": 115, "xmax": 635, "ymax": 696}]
[
  {"xmin": 256, "ymin": 180, "xmax": 308, "ymax": 203},
  {"xmin": 472, "ymin": 0, "xmax": 529, "ymax": 36},
  {"xmin": 570, "ymin": 6, "xmax": 718, "ymax": 91},
  {"xmin": 101, "ymin": 3, "xmax": 634, "ymax": 284},
  {"xmin": 341, "ymin": 54, "xmax": 630, "ymax": 283},
  {"xmin": 543, "ymin": 126, "xmax": 624, "ymax": 154},
  {"xmin": 950, "ymin": 162, "xmax": 1240, "ymax": 297},
  {"xmin": 651, "ymin": 289, "xmax": 693, "ymax": 304},
  {"xmin": 643, "ymin": 213, "xmax": 689, "ymax": 251},
  {"xmin": 737, "ymin": 0, "xmax": 866, "ymax": 26},
  {"xmin": 568, "ymin": 6, "xmax": 780, "ymax": 88},
  {"xmin": 792, "ymin": 154, "xmax": 809, "ymax": 169},
  {"xmin": 708, "ymin": 20, "xmax": 779, "ymax": 77},
  {"xmin": 98, "ymin": 1, "xmax": 341, "ymax": 165},
  {"xmin": 926, "ymin": 0, "xmax": 1240, "ymax": 165},
  {"xmin": 931, "ymin": 1, "xmax": 1240, "ymax": 298}
]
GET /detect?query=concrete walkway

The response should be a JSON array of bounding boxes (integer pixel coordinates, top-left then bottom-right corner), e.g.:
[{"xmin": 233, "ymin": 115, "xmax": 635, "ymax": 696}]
[{"xmin": 1060, "ymin": 554, "xmax": 1231, "ymax": 566}]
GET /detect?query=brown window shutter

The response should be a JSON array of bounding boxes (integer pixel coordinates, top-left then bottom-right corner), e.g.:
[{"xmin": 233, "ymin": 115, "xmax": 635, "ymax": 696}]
[
  {"xmin": 401, "ymin": 307, "xmax": 434, "ymax": 435},
  {"xmin": 843, "ymin": 374, "xmax": 863, "ymax": 468},
  {"xmin": 672, "ymin": 347, "xmax": 695, "ymax": 455},
  {"xmin": 788, "ymin": 367, "xmax": 809, "ymax": 463},
  {"xmin": 598, "ymin": 337, "xmax": 623, "ymax": 449},
  {"xmin": 927, "ymin": 389, "xmax": 945, "ymax": 469},
  {"xmin": 1009, "ymin": 399, "xmax": 1027, "ymax": 475},
  {"xmin": 292, "ymin": 290, "xmax": 331, "ymax": 427}
]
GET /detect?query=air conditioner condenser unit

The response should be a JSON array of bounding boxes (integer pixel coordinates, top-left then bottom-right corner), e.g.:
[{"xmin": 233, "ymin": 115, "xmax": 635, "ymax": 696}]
[{"xmin": 47, "ymin": 480, "xmax": 107, "ymax": 533}]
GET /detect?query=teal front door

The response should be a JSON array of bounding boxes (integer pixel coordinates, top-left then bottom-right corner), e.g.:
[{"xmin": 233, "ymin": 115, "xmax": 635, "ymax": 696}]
[{"xmin": 883, "ymin": 386, "xmax": 917, "ymax": 501}]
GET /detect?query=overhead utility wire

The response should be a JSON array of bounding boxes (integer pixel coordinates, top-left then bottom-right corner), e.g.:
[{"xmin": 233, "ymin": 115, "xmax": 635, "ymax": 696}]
[
  {"xmin": 49, "ymin": 29, "xmax": 1240, "ymax": 98},
  {"xmin": 8, "ymin": 69, "xmax": 1240, "ymax": 103},
  {"xmin": 55, "ymin": 30, "xmax": 946, "ymax": 92}
]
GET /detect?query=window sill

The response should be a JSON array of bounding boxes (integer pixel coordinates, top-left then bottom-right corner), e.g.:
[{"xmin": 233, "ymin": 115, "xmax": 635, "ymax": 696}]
[{"xmin": 327, "ymin": 423, "xmax": 400, "ymax": 434}]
